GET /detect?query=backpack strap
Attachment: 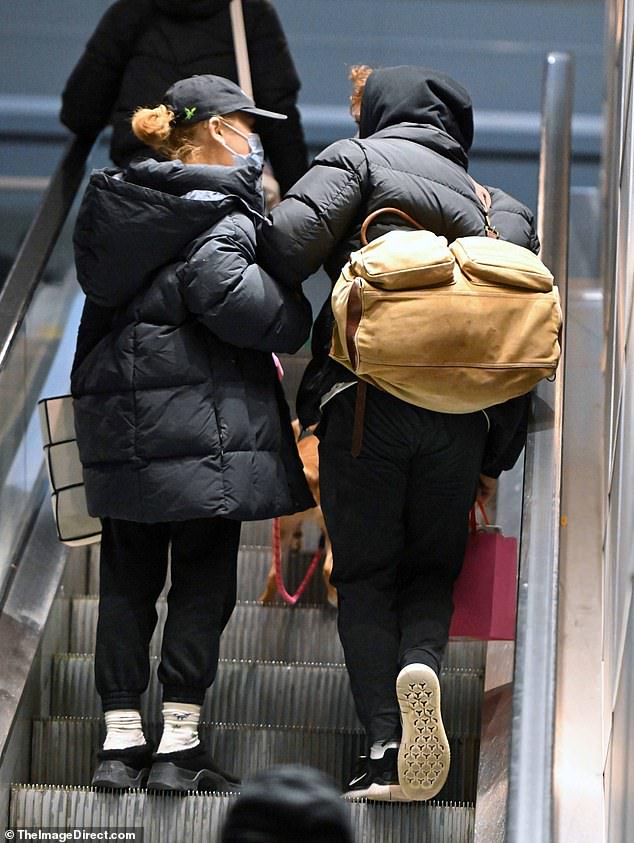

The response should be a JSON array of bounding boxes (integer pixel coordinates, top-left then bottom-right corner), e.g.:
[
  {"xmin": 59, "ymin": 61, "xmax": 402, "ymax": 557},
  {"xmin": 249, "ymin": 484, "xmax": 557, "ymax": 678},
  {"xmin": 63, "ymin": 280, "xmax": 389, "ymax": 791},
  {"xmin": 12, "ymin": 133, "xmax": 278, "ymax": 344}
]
[
  {"xmin": 360, "ymin": 207, "xmax": 425, "ymax": 246},
  {"xmin": 350, "ymin": 381, "xmax": 367, "ymax": 458}
]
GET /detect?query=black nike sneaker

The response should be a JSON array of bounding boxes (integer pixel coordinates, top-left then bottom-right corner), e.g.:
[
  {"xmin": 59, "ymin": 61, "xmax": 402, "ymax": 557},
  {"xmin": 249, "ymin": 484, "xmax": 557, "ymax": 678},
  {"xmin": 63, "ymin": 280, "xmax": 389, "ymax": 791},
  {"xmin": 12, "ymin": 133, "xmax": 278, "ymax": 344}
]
[{"xmin": 343, "ymin": 744, "xmax": 408, "ymax": 801}]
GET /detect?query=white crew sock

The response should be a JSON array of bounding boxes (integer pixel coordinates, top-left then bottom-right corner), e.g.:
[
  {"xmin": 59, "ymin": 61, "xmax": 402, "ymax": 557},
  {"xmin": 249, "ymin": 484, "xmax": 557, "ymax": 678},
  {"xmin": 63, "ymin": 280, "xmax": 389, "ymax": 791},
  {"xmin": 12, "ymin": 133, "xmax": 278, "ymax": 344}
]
[
  {"xmin": 370, "ymin": 740, "xmax": 400, "ymax": 759},
  {"xmin": 103, "ymin": 709, "xmax": 146, "ymax": 751},
  {"xmin": 157, "ymin": 702, "xmax": 201, "ymax": 754}
]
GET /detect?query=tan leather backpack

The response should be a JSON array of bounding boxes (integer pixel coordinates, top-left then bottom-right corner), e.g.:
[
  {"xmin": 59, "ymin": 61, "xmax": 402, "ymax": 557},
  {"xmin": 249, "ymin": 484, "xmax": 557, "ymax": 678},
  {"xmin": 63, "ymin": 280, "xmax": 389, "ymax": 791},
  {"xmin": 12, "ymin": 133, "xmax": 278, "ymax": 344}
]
[{"xmin": 330, "ymin": 202, "xmax": 562, "ymax": 420}]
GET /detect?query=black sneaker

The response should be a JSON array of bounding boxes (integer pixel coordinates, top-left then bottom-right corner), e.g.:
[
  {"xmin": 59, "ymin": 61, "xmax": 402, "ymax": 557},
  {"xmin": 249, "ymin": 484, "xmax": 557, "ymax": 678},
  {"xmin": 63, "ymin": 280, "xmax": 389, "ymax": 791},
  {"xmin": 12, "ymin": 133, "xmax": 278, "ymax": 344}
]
[
  {"xmin": 91, "ymin": 742, "xmax": 154, "ymax": 790},
  {"xmin": 343, "ymin": 745, "xmax": 408, "ymax": 801},
  {"xmin": 146, "ymin": 742, "xmax": 241, "ymax": 793}
]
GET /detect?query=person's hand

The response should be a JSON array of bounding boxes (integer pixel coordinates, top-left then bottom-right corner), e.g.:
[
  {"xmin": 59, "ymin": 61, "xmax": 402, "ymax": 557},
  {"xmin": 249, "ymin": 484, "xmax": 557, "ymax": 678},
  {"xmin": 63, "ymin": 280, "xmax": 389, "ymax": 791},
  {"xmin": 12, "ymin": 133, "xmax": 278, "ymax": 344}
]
[
  {"xmin": 263, "ymin": 170, "xmax": 281, "ymax": 211},
  {"xmin": 477, "ymin": 474, "xmax": 497, "ymax": 506}
]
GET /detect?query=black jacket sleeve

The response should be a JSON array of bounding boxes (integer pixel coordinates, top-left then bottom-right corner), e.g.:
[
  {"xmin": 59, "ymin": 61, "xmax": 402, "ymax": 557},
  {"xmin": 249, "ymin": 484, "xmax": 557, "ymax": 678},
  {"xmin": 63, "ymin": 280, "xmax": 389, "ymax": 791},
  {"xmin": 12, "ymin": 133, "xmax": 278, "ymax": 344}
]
[
  {"xmin": 181, "ymin": 214, "xmax": 312, "ymax": 353},
  {"xmin": 244, "ymin": 0, "xmax": 307, "ymax": 194},
  {"xmin": 71, "ymin": 299, "xmax": 116, "ymax": 374},
  {"xmin": 60, "ymin": 0, "xmax": 151, "ymax": 137},
  {"xmin": 257, "ymin": 138, "xmax": 369, "ymax": 287}
]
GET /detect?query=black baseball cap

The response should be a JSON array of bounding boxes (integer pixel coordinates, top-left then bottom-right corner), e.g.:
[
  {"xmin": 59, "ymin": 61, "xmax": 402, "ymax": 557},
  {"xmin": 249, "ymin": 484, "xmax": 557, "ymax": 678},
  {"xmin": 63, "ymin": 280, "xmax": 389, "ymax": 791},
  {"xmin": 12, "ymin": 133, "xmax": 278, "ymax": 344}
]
[
  {"xmin": 221, "ymin": 765, "xmax": 354, "ymax": 843},
  {"xmin": 163, "ymin": 74, "xmax": 287, "ymax": 126}
]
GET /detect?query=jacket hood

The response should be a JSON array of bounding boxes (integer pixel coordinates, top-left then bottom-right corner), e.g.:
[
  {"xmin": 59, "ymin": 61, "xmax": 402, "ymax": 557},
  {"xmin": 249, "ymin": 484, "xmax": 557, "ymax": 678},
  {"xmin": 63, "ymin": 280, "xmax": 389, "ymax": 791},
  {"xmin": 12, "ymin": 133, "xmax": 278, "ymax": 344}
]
[
  {"xmin": 74, "ymin": 159, "xmax": 263, "ymax": 308},
  {"xmin": 362, "ymin": 123, "xmax": 470, "ymax": 169},
  {"xmin": 153, "ymin": 0, "xmax": 230, "ymax": 19},
  {"xmin": 358, "ymin": 66, "xmax": 474, "ymax": 154}
]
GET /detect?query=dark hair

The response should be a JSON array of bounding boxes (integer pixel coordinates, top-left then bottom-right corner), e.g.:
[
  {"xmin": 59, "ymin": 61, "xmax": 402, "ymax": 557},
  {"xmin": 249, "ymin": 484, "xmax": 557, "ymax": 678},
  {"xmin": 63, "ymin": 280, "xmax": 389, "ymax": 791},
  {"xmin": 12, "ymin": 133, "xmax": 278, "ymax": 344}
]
[{"xmin": 221, "ymin": 765, "xmax": 355, "ymax": 843}]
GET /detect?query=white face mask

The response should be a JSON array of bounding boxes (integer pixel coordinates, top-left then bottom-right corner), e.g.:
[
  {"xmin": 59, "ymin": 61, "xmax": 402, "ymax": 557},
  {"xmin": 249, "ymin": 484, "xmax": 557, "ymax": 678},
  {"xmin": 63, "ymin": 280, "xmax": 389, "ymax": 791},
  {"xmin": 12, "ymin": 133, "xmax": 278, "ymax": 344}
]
[{"xmin": 216, "ymin": 117, "xmax": 265, "ymax": 172}]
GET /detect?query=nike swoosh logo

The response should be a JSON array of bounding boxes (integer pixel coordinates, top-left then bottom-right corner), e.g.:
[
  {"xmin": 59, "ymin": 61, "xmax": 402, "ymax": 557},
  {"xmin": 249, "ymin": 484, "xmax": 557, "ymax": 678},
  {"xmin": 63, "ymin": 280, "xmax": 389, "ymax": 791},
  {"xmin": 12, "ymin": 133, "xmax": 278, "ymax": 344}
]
[{"xmin": 348, "ymin": 774, "xmax": 366, "ymax": 787}]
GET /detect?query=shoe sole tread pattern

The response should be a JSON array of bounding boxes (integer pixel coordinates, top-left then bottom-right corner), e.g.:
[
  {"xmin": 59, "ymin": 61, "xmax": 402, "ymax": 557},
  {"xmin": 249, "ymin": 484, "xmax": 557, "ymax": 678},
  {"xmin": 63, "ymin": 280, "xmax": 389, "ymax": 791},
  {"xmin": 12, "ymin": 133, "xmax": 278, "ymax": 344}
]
[{"xmin": 397, "ymin": 664, "xmax": 451, "ymax": 801}]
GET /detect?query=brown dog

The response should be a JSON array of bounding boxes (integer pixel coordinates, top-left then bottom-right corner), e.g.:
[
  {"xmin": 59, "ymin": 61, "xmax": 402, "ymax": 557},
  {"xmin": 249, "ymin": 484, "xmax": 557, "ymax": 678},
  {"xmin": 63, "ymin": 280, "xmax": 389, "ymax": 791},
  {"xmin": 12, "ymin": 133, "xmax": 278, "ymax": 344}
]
[{"xmin": 259, "ymin": 420, "xmax": 336, "ymax": 607}]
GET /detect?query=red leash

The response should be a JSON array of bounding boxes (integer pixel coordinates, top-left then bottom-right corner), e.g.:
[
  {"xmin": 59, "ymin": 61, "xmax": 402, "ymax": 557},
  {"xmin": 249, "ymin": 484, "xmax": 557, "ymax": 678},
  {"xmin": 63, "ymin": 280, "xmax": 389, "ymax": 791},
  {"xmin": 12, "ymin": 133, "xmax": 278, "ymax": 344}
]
[{"xmin": 272, "ymin": 517, "xmax": 323, "ymax": 605}]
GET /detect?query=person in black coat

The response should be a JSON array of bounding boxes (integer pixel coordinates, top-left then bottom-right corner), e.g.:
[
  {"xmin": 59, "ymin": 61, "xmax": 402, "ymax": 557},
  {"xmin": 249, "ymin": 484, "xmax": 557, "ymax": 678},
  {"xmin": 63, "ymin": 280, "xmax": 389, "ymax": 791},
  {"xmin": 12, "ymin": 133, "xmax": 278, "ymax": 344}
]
[
  {"xmin": 60, "ymin": 0, "xmax": 307, "ymax": 195},
  {"xmin": 257, "ymin": 64, "xmax": 537, "ymax": 801},
  {"xmin": 72, "ymin": 73, "xmax": 314, "ymax": 792}
]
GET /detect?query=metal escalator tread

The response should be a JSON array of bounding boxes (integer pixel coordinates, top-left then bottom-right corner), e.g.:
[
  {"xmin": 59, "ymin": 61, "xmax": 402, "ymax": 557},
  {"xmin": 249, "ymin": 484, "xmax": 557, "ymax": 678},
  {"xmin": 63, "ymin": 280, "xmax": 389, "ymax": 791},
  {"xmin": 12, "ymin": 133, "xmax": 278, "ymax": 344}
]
[
  {"xmin": 51, "ymin": 655, "xmax": 484, "ymax": 734},
  {"xmin": 18, "ymin": 470, "xmax": 488, "ymax": 842},
  {"xmin": 69, "ymin": 596, "xmax": 487, "ymax": 668},
  {"xmin": 10, "ymin": 784, "xmax": 475, "ymax": 842},
  {"xmin": 31, "ymin": 717, "xmax": 480, "ymax": 802}
]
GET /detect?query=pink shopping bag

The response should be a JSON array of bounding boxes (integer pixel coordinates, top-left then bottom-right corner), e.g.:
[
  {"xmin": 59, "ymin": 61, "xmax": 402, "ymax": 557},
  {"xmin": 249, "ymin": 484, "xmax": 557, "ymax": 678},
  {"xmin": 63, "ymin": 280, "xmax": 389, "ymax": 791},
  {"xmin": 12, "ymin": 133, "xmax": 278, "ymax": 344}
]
[{"xmin": 449, "ymin": 503, "xmax": 518, "ymax": 640}]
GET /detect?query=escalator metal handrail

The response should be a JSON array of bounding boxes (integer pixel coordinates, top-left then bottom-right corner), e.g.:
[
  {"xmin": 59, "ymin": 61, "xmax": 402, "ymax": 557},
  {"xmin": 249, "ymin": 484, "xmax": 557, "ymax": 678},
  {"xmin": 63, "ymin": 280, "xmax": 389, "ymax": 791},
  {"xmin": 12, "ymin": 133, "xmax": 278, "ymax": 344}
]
[
  {"xmin": 0, "ymin": 134, "xmax": 93, "ymax": 373},
  {"xmin": 506, "ymin": 52, "xmax": 573, "ymax": 843}
]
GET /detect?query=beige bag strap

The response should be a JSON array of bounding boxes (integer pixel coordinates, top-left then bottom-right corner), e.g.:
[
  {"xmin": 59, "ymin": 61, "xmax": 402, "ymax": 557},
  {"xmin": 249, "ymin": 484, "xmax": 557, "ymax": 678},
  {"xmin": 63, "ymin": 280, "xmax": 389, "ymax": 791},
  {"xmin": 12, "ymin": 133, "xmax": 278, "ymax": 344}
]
[
  {"xmin": 360, "ymin": 207, "xmax": 425, "ymax": 246},
  {"xmin": 229, "ymin": 0, "xmax": 281, "ymax": 209},
  {"xmin": 229, "ymin": 0, "xmax": 253, "ymax": 97}
]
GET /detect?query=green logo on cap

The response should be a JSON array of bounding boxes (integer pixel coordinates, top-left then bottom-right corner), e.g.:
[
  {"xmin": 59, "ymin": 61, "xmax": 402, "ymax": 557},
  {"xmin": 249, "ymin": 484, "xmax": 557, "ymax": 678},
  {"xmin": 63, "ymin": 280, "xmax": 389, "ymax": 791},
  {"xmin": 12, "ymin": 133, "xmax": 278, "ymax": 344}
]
[{"xmin": 184, "ymin": 106, "xmax": 197, "ymax": 120}]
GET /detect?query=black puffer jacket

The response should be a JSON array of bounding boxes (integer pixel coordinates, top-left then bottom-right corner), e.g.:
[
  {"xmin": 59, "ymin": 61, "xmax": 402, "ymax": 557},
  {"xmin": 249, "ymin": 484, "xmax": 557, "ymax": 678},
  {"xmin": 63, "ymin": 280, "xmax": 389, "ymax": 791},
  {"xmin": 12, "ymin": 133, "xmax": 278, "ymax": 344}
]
[
  {"xmin": 258, "ymin": 66, "xmax": 539, "ymax": 477},
  {"xmin": 60, "ymin": 0, "xmax": 307, "ymax": 194},
  {"xmin": 71, "ymin": 158, "xmax": 314, "ymax": 522}
]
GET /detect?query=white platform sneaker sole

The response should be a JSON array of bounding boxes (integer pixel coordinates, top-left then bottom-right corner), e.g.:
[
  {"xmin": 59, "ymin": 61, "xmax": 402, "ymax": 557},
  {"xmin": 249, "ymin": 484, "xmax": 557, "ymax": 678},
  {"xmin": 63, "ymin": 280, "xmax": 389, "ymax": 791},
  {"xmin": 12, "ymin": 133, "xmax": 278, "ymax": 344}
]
[
  {"xmin": 343, "ymin": 782, "xmax": 409, "ymax": 801},
  {"xmin": 396, "ymin": 663, "xmax": 450, "ymax": 800}
]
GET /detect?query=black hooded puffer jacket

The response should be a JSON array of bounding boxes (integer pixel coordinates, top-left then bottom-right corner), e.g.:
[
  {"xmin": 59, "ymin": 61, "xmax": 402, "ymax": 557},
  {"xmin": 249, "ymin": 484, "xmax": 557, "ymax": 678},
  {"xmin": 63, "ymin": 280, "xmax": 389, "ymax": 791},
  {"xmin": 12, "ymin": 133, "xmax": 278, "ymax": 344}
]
[
  {"xmin": 71, "ymin": 158, "xmax": 314, "ymax": 522},
  {"xmin": 258, "ymin": 66, "xmax": 539, "ymax": 478},
  {"xmin": 60, "ymin": 0, "xmax": 307, "ymax": 194}
]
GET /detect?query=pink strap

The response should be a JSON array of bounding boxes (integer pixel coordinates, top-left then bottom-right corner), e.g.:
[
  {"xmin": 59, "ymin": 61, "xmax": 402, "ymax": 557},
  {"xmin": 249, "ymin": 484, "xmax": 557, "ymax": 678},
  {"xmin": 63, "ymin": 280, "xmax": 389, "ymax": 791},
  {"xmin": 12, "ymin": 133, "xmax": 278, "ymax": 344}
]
[{"xmin": 272, "ymin": 517, "xmax": 323, "ymax": 605}]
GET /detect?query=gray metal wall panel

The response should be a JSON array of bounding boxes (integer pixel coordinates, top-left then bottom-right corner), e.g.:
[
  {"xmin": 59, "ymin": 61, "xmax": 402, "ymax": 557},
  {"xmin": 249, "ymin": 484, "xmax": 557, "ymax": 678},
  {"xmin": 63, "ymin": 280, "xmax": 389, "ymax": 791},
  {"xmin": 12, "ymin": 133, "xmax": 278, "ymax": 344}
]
[
  {"xmin": 274, "ymin": 0, "xmax": 605, "ymax": 112},
  {"xmin": 602, "ymin": 2, "xmax": 634, "ymax": 840},
  {"xmin": 0, "ymin": 0, "xmax": 605, "ymax": 113}
]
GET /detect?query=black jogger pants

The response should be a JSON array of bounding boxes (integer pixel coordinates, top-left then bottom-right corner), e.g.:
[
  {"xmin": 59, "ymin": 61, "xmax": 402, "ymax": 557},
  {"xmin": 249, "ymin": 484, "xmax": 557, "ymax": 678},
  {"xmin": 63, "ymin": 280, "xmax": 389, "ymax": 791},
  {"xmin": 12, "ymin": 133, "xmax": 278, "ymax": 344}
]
[
  {"xmin": 318, "ymin": 384, "xmax": 488, "ymax": 745},
  {"xmin": 95, "ymin": 516, "xmax": 241, "ymax": 712}
]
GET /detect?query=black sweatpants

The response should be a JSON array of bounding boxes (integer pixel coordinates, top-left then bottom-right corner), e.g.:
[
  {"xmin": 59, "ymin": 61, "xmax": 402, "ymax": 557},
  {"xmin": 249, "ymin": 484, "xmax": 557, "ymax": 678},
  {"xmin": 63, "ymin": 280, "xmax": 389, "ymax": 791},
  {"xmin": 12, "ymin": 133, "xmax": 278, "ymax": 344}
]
[
  {"xmin": 318, "ymin": 385, "xmax": 488, "ymax": 745},
  {"xmin": 95, "ymin": 516, "xmax": 241, "ymax": 712}
]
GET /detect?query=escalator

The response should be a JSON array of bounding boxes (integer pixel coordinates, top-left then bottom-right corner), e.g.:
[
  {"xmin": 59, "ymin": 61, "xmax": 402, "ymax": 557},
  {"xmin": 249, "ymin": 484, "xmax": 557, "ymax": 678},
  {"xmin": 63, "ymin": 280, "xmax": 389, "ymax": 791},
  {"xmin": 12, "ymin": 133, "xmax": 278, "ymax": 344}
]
[
  {"xmin": 0, "ymin": 53, "xmax": 575, "ymax": 843},
  {"xmin": 11, "ymin": 489, "xmax": 483, "ymax": 840}
]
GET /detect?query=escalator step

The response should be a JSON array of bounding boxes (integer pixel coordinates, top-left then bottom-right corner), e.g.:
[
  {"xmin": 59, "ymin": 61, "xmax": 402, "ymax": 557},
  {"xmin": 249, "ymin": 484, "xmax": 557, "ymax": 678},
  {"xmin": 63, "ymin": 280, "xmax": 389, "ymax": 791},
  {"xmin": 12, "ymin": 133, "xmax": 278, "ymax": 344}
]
[
  {"xmin": 70, "ymin": 598, "xmax": 343, "ymax": 663},
  {"xmin": 239, "ymin": 519, "xmax": 277, "ymax": 549},
  {"xmin": 68, "ymin": 597, "xmax": 487, "ymax": 670},
  {"xmin": 10, "ymin": 784, "xmax": 475, "ymax": 843},
  {"xmin": 51, "ymin": 656, "xmax": 483, "ymax": 735},
  {"xmin": 75, "ymin": 543, "xmax": 332, "ymax": 605},
  {"xmin": 30, "ymin": 717, "xmax": 480, "ymax": 802},
  {"xmin": 237, "ymin": 544, "xmax": 332, "ymax": 604}
]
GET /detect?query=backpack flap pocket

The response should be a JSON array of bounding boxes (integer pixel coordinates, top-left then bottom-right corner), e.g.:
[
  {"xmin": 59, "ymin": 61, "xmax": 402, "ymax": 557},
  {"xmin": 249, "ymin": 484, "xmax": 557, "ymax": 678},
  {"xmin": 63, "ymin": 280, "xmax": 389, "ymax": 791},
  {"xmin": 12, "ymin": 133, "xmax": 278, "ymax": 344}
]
[
  {"xmin": 451, "ymin": 236, "xmax": 554, "ymax": 292},
  {"xmin": 350, "ymin": 229, "xmax": 455, "ymax": 290}
]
